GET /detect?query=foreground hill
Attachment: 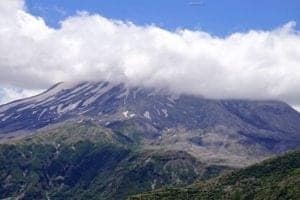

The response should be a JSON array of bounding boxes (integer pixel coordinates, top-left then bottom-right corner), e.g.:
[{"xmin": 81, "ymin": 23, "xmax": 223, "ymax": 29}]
[
  {"xmin": 0, "ymin": 122, "xmax": 230, "ymax": 200},
  {"xmin": 1, "ymin": 81, "xmax": 300, "ymax": 167},
  {"xmin": 129, "ymin": 150, "xmax": 300, "ymax": 200}
]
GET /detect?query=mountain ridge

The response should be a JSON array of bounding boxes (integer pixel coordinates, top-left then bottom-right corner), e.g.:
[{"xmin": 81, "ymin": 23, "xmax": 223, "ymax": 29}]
[
  {"xmin": 0, "ymin": 122, "xmax": 232, "ymax": 200},
  {"xmin": 1, "ymin": 81, "xmax": 300, "ymax": 167},
  {"xmin": 129, "ymin": 149, "xmax": 300, "ymax": 200},
  {"xmin": 0, "ymin": 81, "xmax": 300, "ymax": 199}
]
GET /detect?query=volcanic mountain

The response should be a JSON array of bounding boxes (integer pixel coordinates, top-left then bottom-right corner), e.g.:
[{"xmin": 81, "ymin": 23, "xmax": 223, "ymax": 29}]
[{"xmin": 1, "ymin": 81, "xmax": 300, "ymax": 167}]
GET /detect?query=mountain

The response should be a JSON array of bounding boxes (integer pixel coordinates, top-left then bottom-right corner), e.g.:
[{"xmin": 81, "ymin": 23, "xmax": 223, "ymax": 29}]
[
  {"xmin": 1, "ymin": 81, "xmax": 300, "ymax": 167},
  {"xmin": 1, "ymin": 81, "xmax": 300, "ymax": 199},
  {"xmin": 0, "ymin": 122, "xmax": 231, "ymax": 200},
  {"xmin": 129, "ymin": 150, "xmax": 300, "ymax": 200}
]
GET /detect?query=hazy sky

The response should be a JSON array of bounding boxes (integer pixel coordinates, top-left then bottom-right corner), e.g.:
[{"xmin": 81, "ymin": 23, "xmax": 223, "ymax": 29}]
[{"xmin": 1, "ymin": 0, "xmax": 300, "ymax": 110}]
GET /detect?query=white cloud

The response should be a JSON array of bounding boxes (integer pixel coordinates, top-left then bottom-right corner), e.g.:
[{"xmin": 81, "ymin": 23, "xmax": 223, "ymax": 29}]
[
  {"xmin": 1, "ymin": 0, "xmax": 300, "ymax": 108},
  {"xmin": 0, "ymin": 86, "xmax": 41, "ymax": 105}
]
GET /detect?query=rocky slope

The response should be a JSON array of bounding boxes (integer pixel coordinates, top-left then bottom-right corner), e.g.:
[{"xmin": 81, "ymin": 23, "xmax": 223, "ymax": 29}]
[{"xmin": 1, "ymin": 81, "xmax": 300, "ymax": 166}]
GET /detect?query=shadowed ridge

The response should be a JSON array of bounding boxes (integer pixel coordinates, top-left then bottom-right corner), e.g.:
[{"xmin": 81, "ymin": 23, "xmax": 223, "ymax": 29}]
[{"xmin": 129, "ymin": 149, "xmax": 300, "ymax": 200}]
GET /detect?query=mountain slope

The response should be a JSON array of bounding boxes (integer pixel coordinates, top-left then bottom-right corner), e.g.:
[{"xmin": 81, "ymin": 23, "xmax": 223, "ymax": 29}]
[
  {"xmin": 1, "ymin": 81, "xmax": 300, "ymax": 166},
  {"xmin": 1, "ymin": 81, "xmax": 300, "ymax": 199},
  {"xmin": 0, "ymin": 122, "xmax": 230, "ymax": 200},
  {"xmin": 129, "ymin": 150, "xmax": 300, "ymax": 200}
]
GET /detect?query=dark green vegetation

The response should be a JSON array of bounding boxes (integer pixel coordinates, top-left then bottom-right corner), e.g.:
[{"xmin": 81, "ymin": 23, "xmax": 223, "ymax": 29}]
[
  {"xmin": 0, "ymin": 122, "xmax": 230, "ymax": 200},
  {"xmin": 129, "ymin": 150, "xmax": 300, "ymax": 200}
]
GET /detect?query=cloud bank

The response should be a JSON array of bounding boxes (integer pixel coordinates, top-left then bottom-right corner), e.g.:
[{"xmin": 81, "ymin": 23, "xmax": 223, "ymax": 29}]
[
  {"xmin": 1, "ymin": 0, "xmax": 300, "ymax": 108},
  {"xmin": 0, "ymin": 87, "xmax": 41, "ymax": 105}
]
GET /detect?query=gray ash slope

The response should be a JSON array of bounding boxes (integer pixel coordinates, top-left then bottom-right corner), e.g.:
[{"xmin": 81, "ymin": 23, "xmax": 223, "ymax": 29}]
[{"xmin": 1, "ymin": 81, "xmax": 300, "ymax": 166}]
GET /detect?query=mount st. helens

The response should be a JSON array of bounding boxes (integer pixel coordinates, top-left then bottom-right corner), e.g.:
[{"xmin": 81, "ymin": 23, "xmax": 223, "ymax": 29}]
[{"xmin": 1, "ymin": 81, "xmax": 300, "ymax": 167}]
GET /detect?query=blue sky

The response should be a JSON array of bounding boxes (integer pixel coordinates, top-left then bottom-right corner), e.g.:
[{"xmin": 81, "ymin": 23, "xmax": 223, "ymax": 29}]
[{"xmin": 25, "ymin": 0, "xmax": 300, "ymax": 36}]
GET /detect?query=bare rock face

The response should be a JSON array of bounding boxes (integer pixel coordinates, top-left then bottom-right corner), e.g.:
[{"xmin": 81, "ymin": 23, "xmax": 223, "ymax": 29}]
[{"xmin": 1, "ymin": 81, "xmax": 300, "ymax": 166}]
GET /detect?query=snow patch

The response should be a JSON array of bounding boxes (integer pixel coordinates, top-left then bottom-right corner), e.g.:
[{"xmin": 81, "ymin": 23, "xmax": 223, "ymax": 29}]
[
  {"xmin": 89, "ymin": 82, "xmax": 105, "ymax": 93},
  {"xmin": 167, "ymin": 95, "xmax": 179, "ymax": 104},
  {"xmin": 0, "ymin": 101, "xmax": 29, "ymax": 113},
  {"xmin": 123, "ymin": 111, "xmax": 129, "ymax": 118},
  {"xmin": 162, "ymin": 109, "xmax": 168, "ymax": 117},
  {"xmin": 57, "ymin": 93, "xmax": 78, "ymax": 102},
  {"xmin": 38, "ymin": 109, "xmax": 48, "ymax": 120},
  {"xmin": 116, "ymin": 87, "xmax": 129, "ymax": 99},
  {"xmin": 17, "ymin": 104, "xmax": 34, "ymax": 112},
  {"xmin": 31, "ymin": 82, "xmax": 79, "ymax": 102},
  {"xmin": 50, "ymin": 106, "xmax": 56, "ymax": 110},
  {"xmin": 82, "ymin": 95, "xmax": 100, "ymax": 107},
  {"xmin": 57, "ymin": 100, "xmax": 81, "ymax": 114},
  {"xmin": 143, "ymin": 111, "xmax": 151, "ymax": 119},
  {"xmin": 154, "ymin": 105, "xmax": 161, "ymax": 115},
  {"xmin": 123, "ymin": 110, "xmax": 136, "ymax": 118},
  {"xmin": 14, "ymin": 114, "xmax": 21, "ymax": 119},
  {"xmin": 129, "ymin": 113, "xmax": 136, "ymax": 118},
  {"xmin": 68, "ymin": 82, "xmax": 91, "ymax": 95},
  {"xmin": 1, "ymin": 114, "xmax": 13, "ymax": 121},
  {"xmin": 96, "ymin": 82, "xmax": 115, "ymax": 96},
  {"xmin": 151, "ymin": 179, "xmax": 157, "ymax": 190},
  {"xmin": 78, "ymin": 109, "xmax": 90, "ymax": 115},
  {"xmin": 166, "ymin": 103, "xmax": 174, "ymax": 108},
  {"xmin": 34, "ymin": 96, "xmax": 56, "ymax": 107},
  {"xmin": 81, "ymin": 82, "xmax": 116, "ymax": 107}
]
